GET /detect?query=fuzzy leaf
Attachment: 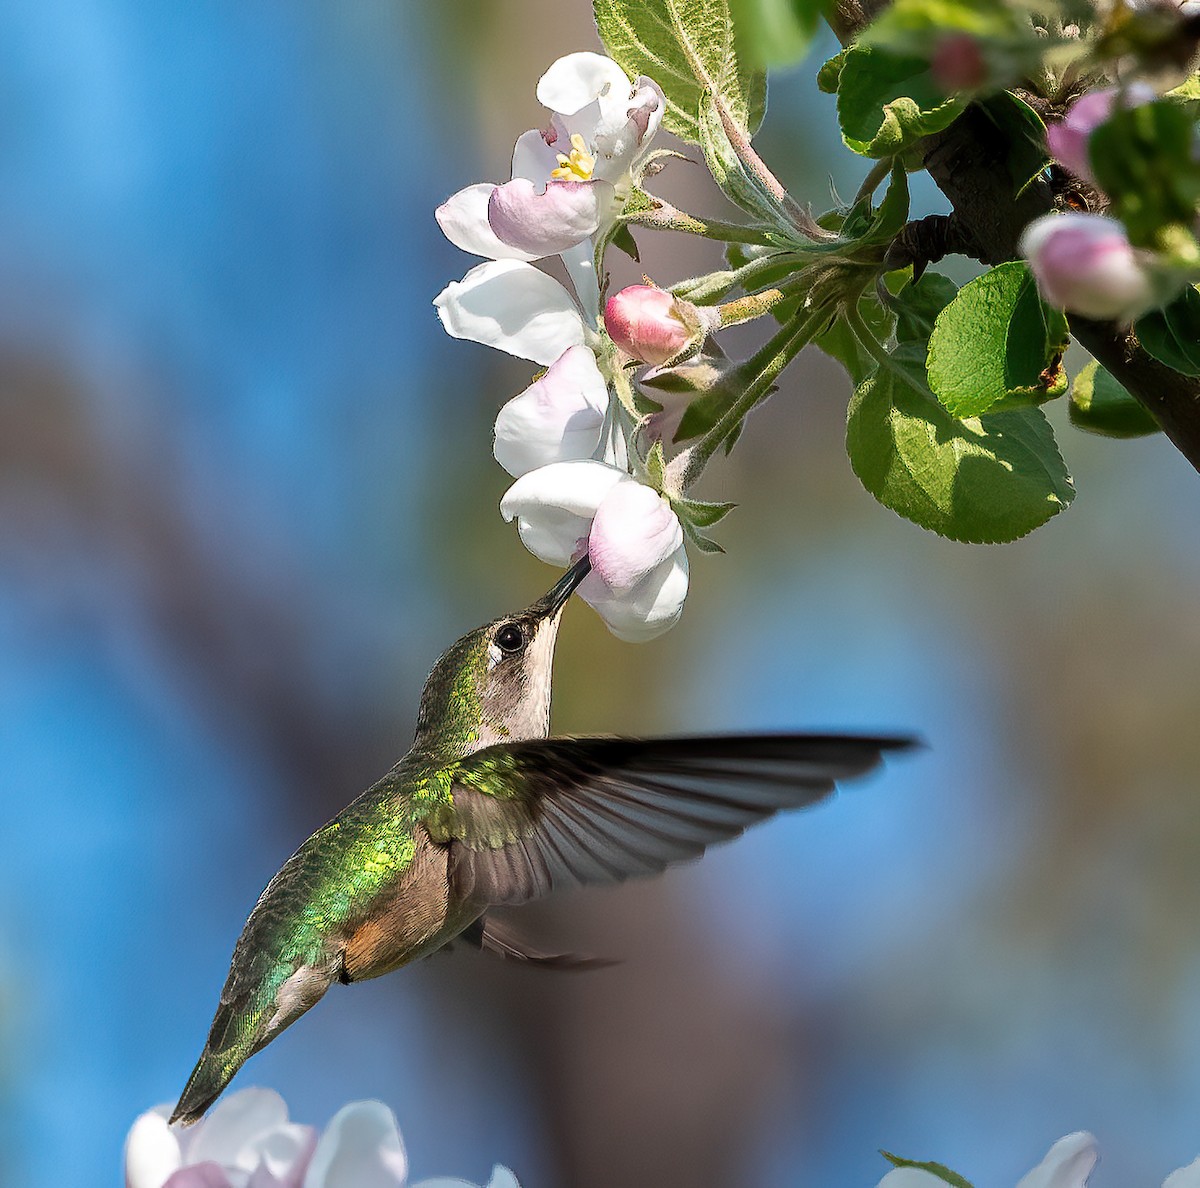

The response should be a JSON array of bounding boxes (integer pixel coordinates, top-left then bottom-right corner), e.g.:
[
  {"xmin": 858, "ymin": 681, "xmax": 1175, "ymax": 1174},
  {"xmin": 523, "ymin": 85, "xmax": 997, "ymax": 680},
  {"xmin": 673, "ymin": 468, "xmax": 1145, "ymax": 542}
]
[
  {"xmin": 836, "ymin": 45, "xmax": 963, "ymax": 158},
  {"xmin": 673, "ymin": 496, "xmax": 737, "ymax": 527},
  {"xmin": 846, "ymin": 344, "xmax": 1073, "ymax": 543},
  {"xmin": 926, "ymin": 261, "xmax": 1068, "ymax": 417},
  {"xmin": 1069, "ymin": 360, "xmax": 1161, "ymax": 437},
  {"xmin": 699, "ymin": 92, "xmax": 792, "ymax": 227},
  {"xmin": 594, "ymin": 0, "xmax": 767, "ymax": 143}
]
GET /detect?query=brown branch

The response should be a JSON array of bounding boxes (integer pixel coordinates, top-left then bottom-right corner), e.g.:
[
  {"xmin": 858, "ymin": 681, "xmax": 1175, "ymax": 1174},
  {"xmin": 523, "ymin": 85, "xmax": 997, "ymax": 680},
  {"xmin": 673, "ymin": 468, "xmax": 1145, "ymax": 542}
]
[{"xmin": 829, "ymin": 9, "xmax": 1200, "ymax": 474}]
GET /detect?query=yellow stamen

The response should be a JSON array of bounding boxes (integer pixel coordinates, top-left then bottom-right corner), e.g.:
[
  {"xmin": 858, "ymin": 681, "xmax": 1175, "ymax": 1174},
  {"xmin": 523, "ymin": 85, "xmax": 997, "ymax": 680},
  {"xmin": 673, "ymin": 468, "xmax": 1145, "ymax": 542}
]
[{"xmin": 550, "ymin": 133, "xmax": 596, "ymax": 182}]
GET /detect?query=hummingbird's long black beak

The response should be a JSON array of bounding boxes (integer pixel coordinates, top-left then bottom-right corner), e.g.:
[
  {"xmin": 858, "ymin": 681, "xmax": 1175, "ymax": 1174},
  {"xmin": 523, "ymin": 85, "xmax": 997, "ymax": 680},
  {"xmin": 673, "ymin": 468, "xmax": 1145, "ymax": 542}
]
[{"xmin": 533, "ymin": 555, "xmax": 592, "ymax": 618}]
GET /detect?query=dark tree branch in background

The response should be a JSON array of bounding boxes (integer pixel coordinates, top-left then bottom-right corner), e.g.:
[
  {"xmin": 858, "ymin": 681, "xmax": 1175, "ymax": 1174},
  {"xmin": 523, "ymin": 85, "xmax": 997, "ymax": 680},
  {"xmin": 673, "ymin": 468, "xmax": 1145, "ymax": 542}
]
[{"xmin": 834, "ymin": 9, "xmax": 1200, "ymax": 475}]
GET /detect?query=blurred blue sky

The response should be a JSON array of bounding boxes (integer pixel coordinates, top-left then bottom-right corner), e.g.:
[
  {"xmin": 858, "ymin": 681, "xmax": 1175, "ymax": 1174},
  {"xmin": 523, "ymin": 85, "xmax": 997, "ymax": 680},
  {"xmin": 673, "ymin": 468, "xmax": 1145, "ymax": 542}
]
[{"xmin": 4, "ymin": 6, "xmax": 1200, "ymax": 1188}]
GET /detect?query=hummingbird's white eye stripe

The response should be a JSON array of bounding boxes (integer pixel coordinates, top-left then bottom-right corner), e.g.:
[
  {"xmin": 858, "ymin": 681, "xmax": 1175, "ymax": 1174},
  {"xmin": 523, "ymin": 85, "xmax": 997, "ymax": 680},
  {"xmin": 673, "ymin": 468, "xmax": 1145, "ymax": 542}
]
[{"xmin": 487, "ymin": 642, "xmax": 503, "ymax": 669}]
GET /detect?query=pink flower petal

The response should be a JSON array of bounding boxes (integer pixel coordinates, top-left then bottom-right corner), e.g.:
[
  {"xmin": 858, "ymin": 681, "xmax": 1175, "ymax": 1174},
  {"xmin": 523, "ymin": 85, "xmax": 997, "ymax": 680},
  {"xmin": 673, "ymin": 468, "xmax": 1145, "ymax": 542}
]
[
  {"xmin": 587, "ymin": 481, "xmax": 683, "ymax": 592},
  {"xmin": 163, "ymin": 1164, "xmax": 233, "ymax": 1188},
  {"xmin": 488, "ymin": 178, "xmax": 612, "ymax": 258}
]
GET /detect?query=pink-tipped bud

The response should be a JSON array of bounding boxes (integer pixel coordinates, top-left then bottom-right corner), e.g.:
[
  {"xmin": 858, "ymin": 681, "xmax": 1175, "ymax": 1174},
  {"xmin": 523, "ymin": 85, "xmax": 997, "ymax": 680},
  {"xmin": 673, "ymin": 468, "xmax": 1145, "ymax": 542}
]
[
  {"xmin": 1020, "ymin": 213, "xmax": 1153, "ymax": 322},
  {"xmin": 603, "ymin": 285, "xmax": 704, "ymax": 366},
  {"xmin": 930, "ymin": 33, "xmax": 988, "ymax": 94},
  {"xmin": 1045, "ymin": 84, "xmax": 1158, "ymax": 185}
]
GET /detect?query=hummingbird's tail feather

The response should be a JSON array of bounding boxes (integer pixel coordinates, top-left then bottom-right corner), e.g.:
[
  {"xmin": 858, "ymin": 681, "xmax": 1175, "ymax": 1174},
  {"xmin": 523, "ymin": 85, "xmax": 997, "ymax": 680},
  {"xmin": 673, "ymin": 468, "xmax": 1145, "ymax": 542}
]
[{"xmin": 170, "ymin": 959, "xmax": 337, "ymax": 1126}]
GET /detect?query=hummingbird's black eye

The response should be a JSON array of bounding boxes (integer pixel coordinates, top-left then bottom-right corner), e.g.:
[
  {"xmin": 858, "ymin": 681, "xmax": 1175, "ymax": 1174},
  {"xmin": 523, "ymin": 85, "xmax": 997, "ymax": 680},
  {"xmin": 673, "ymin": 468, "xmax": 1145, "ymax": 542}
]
[{"xmin": 495, "ymin": 623, "xmax": 525, "ymax": 654}]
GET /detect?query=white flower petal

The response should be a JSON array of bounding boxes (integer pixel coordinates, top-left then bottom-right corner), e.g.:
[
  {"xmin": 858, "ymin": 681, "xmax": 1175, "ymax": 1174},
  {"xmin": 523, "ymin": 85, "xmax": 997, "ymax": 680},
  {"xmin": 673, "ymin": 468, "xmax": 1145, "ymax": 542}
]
[
  {"xmin": 579, "ymin": 546, "xmax": 688, "ymax": 642},
  {"xmin": 436, "ymin": 184, "xmax": 539, "ymax": 262},
  {"xmin": 244, "ymin": 1124, "xmax": 318, "ymax": 1188},
  {"xmin": 874, "ymin": 1171, "xmax": 954, "ymax": 1188},
  {"xmin": 536, "ymin": 52, "xmax": 632, "ymax": 118},
  {"xmin": 510, "ymin": 128, "xmax": 561, "ymax": 184},
  {"xmin": 188, "ymin": 1089, "xmax": 290, "ymax": 1171},
  {"xmin": 434, "ymin": 260, "xmax": 584, "ymax": 365},
  {"xmin": 493, "ymin": 345, "xmax": 607, "ymax": 477},
  {"xmin": 411, "ymin": 1171, "xmax": 520, "ymax": 1188},
  {"xmin": 302, "ymin": 1102, "xmax": 407, "ymax": 1188},
  {"xmin": 557, "ymin": 238, "xmax": 601, "ymax": 323},
  {"xmin": 1164, "ymin": 1157, "xmax": 1200, "ymax": 1188},
  {"xmin": 488, "ymin": 178, "xmax": 612, "ymax": 258},
  {"xmin": 1016, "ymin": 1132, "xmax": 1099, "ymax": 1188},
  {"xmin": 125, "ymin": 1109, "xmax": 184, "ymax": 1188},
  {"xmin": 500, "ymin": 460, "xmax": 628, "ymax": 565},
  {"xmin": 587, "ymin": 481, "xmax": 683, "ymax": 592}
]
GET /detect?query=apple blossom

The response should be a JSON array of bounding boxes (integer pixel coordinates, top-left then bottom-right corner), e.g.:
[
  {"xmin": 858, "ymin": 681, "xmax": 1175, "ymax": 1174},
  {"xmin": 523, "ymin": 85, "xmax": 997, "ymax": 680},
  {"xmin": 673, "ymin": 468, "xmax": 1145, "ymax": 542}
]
[
  {"xmin": 604, "ymin": 285, "xmax": 712, "ymax": 367},
  {"xmin": 1020, "ymin": 212, "xmax": 1154, "ymax": 321},
  {"xmin": 124, "ymin": 1088, "xmax": 519, "ymax": 1188},
  {"xmin": 1045, "ymin": 84, "xmax": 1158, "ymax": 185},
  {"xmin": 499, "ymin": 460, "xmax": 689, "ymax": 640},
  {"xmin": 435, "ymin": 51, "xmax": 664, "ymax": 316},
  {"xmin": 493, "ymin": 344, "xmax": 609, "ymax": 477}
]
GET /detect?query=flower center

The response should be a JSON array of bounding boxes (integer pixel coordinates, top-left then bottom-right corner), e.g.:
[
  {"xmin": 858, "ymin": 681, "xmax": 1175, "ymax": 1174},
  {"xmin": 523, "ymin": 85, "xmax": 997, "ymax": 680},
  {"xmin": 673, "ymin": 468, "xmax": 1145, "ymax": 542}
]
[{"xmin": 550, "ymin": 133, "xmax": 596, "ymax": 182}]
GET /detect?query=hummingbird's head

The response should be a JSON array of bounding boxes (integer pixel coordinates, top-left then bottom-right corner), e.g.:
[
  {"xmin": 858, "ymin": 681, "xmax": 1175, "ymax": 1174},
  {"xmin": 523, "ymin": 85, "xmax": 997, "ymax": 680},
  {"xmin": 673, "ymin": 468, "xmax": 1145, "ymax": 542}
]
[{"xmin": 413, "ymin": 556, "xmax": 590, "ymax": 754}]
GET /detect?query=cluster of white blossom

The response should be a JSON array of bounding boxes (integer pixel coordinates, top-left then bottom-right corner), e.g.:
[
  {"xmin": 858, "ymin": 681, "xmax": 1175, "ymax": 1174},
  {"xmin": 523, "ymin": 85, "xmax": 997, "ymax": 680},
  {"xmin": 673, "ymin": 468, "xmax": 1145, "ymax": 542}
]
[
  {"xmin": 433, "ymin": 52, "xmax": 706, "ymax": 641},
  {"xmin": 124, "ymin": 1087, "xmax": 517, "ymax": 1188}
]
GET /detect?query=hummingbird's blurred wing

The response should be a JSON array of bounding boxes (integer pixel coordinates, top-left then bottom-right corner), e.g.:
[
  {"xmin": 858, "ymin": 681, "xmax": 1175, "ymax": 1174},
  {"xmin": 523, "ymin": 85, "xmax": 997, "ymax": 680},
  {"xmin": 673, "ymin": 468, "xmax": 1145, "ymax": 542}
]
[{"xmin": 430, "ymin": 733, "xmax": 915, "ymax": 907}]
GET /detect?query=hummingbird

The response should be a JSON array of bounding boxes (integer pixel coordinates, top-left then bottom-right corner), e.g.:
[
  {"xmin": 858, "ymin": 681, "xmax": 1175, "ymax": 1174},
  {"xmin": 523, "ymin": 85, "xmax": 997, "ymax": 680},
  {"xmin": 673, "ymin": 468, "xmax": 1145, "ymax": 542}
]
[{"xmin": 171, "ymin": 557, "xmax": 913, "ymax": 1125}]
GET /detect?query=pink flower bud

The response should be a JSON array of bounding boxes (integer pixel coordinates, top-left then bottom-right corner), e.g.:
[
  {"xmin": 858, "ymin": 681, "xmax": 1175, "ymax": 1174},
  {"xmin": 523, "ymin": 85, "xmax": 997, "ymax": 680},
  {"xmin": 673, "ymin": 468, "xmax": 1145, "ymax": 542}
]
[
  {"xmin": 930, "ymin": 34, "xmax": 988, "ymax": 93},
  {"xmin": 1045, "ymin": 84, "xmax": 1157, "ymax": 185},
  {"xmin": 1020, "ymin": 213, "xmax": 1153, "ymax": 322},
  {"xmin": 603, "ymin": 285, "xmax": 703, "ymax": 366}
]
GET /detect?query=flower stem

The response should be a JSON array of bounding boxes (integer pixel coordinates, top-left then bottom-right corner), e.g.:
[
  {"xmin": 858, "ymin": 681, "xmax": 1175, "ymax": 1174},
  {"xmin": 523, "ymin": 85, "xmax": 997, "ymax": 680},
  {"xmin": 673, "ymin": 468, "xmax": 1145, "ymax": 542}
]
[
  {"xmin": 666, "ymin": 305, "xmax": 830, "ymax": 494},
  {"xmin": 624, "ymin": 199, "xmax": 778, "ymax": 245},
  {"xmin": 713, "ymin": 94, "xmax": 837, "ymax": 244}
]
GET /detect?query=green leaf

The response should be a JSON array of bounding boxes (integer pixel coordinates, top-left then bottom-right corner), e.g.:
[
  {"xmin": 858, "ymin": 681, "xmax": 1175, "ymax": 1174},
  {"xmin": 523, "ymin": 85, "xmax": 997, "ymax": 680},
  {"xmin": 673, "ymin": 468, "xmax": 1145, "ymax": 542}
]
[
  {"xmin": 926, "ymin": 261, "xmax": 1069, "ymax": 417},
  {"xmin": 979, "ymin": 90, "xmax": 1049, "ymax": 197},
  {"xmin": 644, "ymin": 439, "xmax": 667, "ymax": 488},
  {"xmin": 836, "ymin": 45, "xmax": 963, "ymax": 158},
  {"xmin": 894, "ymin": 271, "xmax": 959, "ymax": 344},
  {"xmin": 817, "ymin": 47, "xmax": 850, "ymax": 93},
  {"xmin": 816, "ymin": 297, "xmax": 895, "ymax": 386},
  {"xmin": 594, "ymin": 0, "xmax": 767, "ymax": 143},
  {"xmin": 1069, "ymin": 360, "xmax": 1161, "ymax": 438},
  {"xmin": 699, "ymin": 92, "xmax": 792, "ymax": 227},
  {"xmin": 846, "ymin": 344, "xmax": 1074, "ymax": 543},
  {"xmin": 881, "ymin": 1151, "xmax": 975, "ymax": 1188},
  {"xmin": 1089, "ymin": 100, "xmax": 1200, "ymax": 249},
  {"xmin": 841, "ymin": 163, "xmax": 911, "ymax": 249},
  {"xmin": 673, "ymin": 496, "xmax": 738, "ymax": 527},
  {"xmin": 1135, "ymin": 286, "xmax": 1200, "ymax": 376},
  {"xmin": 729, "ymin": 0, "xmax": 825, "ymax": 69}
]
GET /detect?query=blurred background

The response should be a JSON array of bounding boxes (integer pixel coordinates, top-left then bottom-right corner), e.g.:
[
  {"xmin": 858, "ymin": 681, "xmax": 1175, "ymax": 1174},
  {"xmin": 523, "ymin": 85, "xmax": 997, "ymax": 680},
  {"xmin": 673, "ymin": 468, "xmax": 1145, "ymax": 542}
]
[{"xmin": 3, "ymin": 3, "xmax": 1200, "ymax": 1186}]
